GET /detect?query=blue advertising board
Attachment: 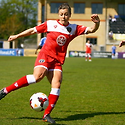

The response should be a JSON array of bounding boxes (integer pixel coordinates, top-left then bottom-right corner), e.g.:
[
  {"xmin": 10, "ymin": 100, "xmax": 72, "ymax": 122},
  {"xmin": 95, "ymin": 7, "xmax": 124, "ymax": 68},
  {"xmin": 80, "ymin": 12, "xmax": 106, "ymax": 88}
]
[{"xmin": 0, "ymin": 49, "xmax": 24, "ymax": 56}]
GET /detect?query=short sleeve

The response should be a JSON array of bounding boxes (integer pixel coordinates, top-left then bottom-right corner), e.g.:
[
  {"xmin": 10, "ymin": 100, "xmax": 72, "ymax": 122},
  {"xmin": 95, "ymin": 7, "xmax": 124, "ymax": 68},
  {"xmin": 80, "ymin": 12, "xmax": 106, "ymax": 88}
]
[
  {"xmin": 76, "ymin": 25, "xmax": 88, "ymax": 35},
  {"xmin": 35, "ymin": 21, "xmax": 47, "ymax": 33}
]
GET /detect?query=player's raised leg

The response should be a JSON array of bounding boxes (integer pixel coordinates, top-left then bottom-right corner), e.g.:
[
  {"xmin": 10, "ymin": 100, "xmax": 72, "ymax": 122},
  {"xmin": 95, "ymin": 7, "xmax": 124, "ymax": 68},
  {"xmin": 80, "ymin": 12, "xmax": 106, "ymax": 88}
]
[
  {"xmin": 0, "ymin": 67, "xmax": 47, "ymax": 100},
  {"xmin": 0, "ymin": 75, "xmax": 36, "ymax": 100}
]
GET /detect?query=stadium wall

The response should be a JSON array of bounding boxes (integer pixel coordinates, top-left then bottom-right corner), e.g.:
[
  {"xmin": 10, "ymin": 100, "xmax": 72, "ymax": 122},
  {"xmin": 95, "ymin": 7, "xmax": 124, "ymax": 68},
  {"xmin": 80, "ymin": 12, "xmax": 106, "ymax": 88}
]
[{"xmin": 38, "ymin": 0, "xmax": 125, "ymax": 54}]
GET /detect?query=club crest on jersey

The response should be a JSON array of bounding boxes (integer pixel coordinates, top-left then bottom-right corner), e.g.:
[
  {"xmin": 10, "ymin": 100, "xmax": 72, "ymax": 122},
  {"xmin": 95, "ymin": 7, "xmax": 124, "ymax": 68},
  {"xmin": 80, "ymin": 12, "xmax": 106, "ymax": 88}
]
[
  {"xmin": 39, "ymin": 59, "xmax": 45, "ymax": 63},
  {"xmin": 57, "ymin": 35, "xmax": 66, "ymax": 46}
]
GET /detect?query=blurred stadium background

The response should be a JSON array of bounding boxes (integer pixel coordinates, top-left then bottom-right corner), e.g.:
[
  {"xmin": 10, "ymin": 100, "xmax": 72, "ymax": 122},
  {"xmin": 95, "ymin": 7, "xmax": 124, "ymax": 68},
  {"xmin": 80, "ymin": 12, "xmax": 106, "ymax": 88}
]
[{"xmin": 0, "ymin": 0, "xmax": 125, "ymax": 58}]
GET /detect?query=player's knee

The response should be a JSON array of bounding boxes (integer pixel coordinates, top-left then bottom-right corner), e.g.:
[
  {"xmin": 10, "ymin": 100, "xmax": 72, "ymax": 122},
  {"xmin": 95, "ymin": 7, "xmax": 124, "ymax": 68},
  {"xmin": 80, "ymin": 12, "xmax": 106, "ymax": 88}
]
[
  {"xmin": 33, "ymin": 74, "xmax": 45, "ymax": 83},
  {"xmin": 33, "ymin": 67, "xmax": 48, "ymax": 82}
]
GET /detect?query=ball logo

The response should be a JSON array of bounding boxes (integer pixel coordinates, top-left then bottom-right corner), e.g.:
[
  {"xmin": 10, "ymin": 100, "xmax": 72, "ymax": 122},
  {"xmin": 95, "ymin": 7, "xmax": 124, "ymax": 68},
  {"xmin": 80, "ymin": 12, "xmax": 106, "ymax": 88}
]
[
  {"xmin": 57, "ymin": 35, "xmax": 66, "ymax": 46},
  {"xmin": 34, "ymin": 104, "xmax": 38, "ymax": 107}
]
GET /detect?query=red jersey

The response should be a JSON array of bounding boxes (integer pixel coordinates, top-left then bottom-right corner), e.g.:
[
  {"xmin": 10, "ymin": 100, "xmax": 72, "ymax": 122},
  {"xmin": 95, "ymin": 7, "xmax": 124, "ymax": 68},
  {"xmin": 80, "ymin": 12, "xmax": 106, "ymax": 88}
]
[
  {"xmin": 86, "ymin": 43, "xmax": 92, "ymax": 54},
  {"xmin": 34, "ymin": 20, "xmax": 88, "ymax": 64}
]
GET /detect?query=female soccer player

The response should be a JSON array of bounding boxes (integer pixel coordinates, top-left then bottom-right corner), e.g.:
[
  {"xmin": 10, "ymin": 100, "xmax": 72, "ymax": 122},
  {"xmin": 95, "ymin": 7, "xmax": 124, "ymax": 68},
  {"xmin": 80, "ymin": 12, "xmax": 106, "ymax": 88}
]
[{"xmin": 0, "ymin": 3, "xmax": 100, "ymax": 124}]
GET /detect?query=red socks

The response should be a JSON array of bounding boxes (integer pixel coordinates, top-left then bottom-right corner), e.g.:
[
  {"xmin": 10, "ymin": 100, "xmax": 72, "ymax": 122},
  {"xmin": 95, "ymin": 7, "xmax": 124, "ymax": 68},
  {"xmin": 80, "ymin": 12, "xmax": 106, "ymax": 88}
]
[
  {"xmin": 43, "ymin": 88, "xmax": 60, "ymax": 118},
  {"xmin": 5, "ymin": 75, "xmax": 36, "ymax": 93}
]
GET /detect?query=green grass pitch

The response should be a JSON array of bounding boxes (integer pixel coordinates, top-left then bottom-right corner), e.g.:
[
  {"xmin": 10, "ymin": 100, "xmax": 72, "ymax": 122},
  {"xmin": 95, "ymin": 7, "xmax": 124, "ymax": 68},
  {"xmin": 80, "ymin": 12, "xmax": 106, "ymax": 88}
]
[{"xmin": 0, "ymin": 56, "xmax": 125, "ymax": 125}]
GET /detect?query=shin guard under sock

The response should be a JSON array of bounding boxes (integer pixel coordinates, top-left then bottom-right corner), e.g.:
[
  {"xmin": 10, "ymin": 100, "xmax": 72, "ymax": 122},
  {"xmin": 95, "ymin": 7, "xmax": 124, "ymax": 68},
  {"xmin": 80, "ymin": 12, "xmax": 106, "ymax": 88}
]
[
  {"xmin": 43, "ymin": 88, "xmax": 60, "ymax": 118},
  {"xmin": 5, "ymin": 75, "xmax": 36, "ymax": 93}
]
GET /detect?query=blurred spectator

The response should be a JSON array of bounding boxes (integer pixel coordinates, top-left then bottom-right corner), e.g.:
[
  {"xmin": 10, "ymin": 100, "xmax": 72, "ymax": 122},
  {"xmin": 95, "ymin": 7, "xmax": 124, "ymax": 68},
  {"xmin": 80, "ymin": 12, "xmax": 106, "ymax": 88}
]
[
  {"xmin": 112, "ymin": 17, "xmax": 116, "ymax": 22},
  {"xmin": 111, "ymin": 44, "xmax": 116, "ymax": 59},
  {"xmin": 109, "ymin": 31, "xmax": 113, "ymax": 40}
]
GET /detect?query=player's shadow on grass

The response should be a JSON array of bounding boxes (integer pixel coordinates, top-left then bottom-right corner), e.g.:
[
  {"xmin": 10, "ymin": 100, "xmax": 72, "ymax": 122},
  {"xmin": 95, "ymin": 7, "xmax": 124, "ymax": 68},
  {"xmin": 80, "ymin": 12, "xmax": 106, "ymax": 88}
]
[
  {"xmin": 55, "ymin": 111, "xmax": 125, "ymax": 121},
  {"xmin": 17, "ymin": 117, "xmax": 66, "ymax": 125},
  {"xmin": 12, "ymin": 111, "xmax": 125, "ymax": 124}
]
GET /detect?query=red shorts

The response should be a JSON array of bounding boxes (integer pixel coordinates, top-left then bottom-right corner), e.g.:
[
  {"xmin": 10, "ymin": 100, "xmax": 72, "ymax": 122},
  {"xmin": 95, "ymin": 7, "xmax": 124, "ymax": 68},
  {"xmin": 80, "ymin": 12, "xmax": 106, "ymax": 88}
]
[
  {"xmin": 86, "ymin": 50, "xmax": 91, "ymax": 54},
  {"xmin": 34, "ymin": 51, "xmax": 62, "ymax": 72}
]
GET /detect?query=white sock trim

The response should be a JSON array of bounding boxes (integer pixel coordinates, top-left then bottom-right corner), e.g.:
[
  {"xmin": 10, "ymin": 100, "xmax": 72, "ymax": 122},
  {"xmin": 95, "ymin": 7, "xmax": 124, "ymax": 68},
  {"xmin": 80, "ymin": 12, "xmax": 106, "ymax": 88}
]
[
  {"xmin": 50, "ymin": 88, "xmax": 60, "ymax": 96},
  {"xmin": 26, "ymin": 75, "xmax": 36, "ymax": 84}
]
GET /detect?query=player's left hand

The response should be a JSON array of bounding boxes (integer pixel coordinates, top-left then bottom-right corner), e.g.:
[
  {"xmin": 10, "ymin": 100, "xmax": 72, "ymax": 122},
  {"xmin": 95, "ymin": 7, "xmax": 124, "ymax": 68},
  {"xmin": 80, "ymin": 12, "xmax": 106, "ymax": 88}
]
[
  {"xmin": 119, "ymin": 41, "xmax": 125, "ymax": 47},
  {"xmin": 91, "ymin": 14, "xmax": 100, "ymax": 23},
  {"xmin": 35, "ymin": 51, "xmax": 37, "ymax": 54}
]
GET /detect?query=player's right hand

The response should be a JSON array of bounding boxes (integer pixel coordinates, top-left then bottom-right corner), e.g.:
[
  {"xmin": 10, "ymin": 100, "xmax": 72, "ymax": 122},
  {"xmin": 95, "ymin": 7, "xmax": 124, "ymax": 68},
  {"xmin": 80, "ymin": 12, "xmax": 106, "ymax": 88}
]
[
  {"xmin": 119, "ymin": 41, "xmax": 125, "ymax": 47},
  {"xmin": 8, "ymin": 35, "xmax": 18, "ymax": 42},
  {"xmin": 91, "ymin": 14, "xmax": 100, "ymax": 23}
]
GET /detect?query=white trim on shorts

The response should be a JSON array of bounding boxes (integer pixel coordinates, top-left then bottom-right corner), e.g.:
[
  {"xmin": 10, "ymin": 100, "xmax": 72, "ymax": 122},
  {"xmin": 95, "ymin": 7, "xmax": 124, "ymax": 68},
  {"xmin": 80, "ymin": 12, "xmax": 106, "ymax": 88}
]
[
  {"xmin": 34, "ymin": 65, "xmax": 48, "ymax": 70},
  {"xmin": 34, "ymin": 65, "xmax": 62, "ymax": 72},
  {"xmin": 48, "ymin": 69, "xmax": 62, "ymax": 72}
]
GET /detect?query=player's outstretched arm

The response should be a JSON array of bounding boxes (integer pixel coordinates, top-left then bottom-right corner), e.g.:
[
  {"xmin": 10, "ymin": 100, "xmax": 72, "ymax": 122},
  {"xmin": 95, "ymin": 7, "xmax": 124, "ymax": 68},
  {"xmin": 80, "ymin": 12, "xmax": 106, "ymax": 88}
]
[
  {"xmin": 86, "ymin": 14, "xmax": 100, "ymax": 34},
  {"xmin": 8, "ymin": 28, "xmax": 36, "ymax": 42},
  {"xmin": 35, "ymin": 46, "xmax": 41, "ymax": 54},
  {"xmin": 119, "ymin": 41, "xmax": 125, "ymax": 47}
]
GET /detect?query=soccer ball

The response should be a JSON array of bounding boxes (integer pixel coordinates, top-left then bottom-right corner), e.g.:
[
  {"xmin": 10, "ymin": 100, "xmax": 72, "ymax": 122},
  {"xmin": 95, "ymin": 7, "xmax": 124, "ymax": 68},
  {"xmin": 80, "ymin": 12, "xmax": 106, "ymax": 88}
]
[{"xmin": 30, "ymin": 92, "xmax": 49, "ymax": 112}]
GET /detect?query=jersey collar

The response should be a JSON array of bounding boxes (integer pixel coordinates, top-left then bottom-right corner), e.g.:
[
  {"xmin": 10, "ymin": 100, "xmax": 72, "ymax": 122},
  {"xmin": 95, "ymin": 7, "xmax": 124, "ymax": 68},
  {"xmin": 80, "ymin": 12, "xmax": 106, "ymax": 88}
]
[{"xmin": 57, "ymin": 20, "xmax": 69, "ymax": 26}]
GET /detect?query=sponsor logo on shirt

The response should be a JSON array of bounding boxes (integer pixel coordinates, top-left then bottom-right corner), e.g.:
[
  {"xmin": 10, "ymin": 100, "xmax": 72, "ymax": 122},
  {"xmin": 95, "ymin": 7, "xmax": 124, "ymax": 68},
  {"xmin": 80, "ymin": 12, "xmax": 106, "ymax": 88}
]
[{"xmin": 56, "ymin": 35, "xmax": 66, "ymax": 46}]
